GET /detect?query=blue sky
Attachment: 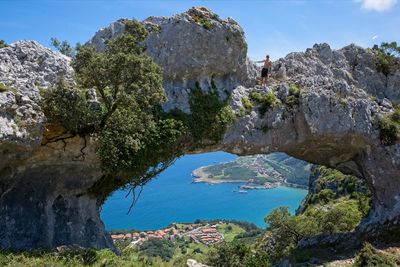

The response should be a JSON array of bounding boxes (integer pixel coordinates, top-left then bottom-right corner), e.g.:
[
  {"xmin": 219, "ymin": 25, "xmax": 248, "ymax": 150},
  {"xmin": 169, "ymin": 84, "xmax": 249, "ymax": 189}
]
[{"xmin": 1, "ymin": 0, "xmax": 399, "ymax": 60}]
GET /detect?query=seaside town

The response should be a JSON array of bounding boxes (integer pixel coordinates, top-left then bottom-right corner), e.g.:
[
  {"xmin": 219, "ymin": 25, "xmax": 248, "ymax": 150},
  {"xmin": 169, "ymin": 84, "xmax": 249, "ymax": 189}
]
[{"xmin": 110, "ymin": 222, "xmax": 225, "ymax": 246}]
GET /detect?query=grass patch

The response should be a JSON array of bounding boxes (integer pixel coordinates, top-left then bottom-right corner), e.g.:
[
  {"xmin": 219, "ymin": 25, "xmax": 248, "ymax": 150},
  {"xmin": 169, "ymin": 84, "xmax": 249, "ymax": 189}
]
[{"xmin": 217, "ymin": 223, "xmax": 245, "ymax": 242}]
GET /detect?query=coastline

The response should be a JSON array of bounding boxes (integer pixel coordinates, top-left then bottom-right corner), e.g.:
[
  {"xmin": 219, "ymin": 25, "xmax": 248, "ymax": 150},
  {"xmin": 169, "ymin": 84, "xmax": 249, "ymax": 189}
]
[{"xmin": 192, "ymin": 167, "xmax": 308, "ymax": 190}]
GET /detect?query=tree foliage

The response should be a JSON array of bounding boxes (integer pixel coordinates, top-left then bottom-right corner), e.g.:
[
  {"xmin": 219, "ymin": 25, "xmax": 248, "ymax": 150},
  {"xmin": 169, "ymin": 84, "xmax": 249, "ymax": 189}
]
[
  {"xmin": 41, "ymin": 20, "xmax": 233, "ymax": 202},
  {"xmin": 206, "ymin": 242, "xmax": 270, "ymax": 267},
  {"xmin": 0, "ymin": 40, "xmax": 7, "ymax": 49},
  {"xmin": 374, "ymin": 42, "xmax": 400, "ymax": 76},
  {"xmin": 138, "ymin": 238, "xmax": 176, "ymax": 261},
  {"xmin": 379, "ymin": 106, "xmax": 400, "ymax": 146},
  {"xmin": 261, "ymin": 166, "xmax": 371, "ymax": 263},
  {"xmin": 42, "ymin": 20, "xmax": 186, "ymax": 201},
  {"xmin": 50, "ymin": 37, "xmax": 77, "ymax": 57}
]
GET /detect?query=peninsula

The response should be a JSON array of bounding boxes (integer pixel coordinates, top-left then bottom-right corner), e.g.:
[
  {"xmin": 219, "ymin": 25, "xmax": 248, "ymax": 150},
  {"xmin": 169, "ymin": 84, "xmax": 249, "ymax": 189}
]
[{"xmin": 192, "ymin": 152, "xmax": 311, "ymax": 190}]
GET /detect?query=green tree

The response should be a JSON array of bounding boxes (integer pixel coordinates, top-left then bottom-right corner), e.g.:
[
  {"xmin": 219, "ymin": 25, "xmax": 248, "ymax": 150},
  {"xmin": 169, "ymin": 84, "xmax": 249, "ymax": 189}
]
[
  {"xmin": 305, "ymin": 200, "xmax": 363, "ymax": 234},
  {"xmin": 374, "ymin": 42, "xmax": 400, "ymax": 76},
  {"xmin": 0, "ymin": 40, "xmax": 7, "ymax": 48},
  {"xmin": 139, "ymin": 238, "xmax": 176, "ymax": 261},
  {"xmin": 380, "ymin": 41, "xmax": 400, "ymax": 57},
  {"xmin": 50, "ymin": 37, "xmax": 75, "ymax": 57},
  {"xmin": 42, "ymin": 20, "xmax": 187, "ymax": 202},
  {"xmin": 206, "ymin": 242, "xmax": 269, "ymax": 267},
  {"xmin": 263, "ymin": 207, "xmax": 319, "ymax": 261}
]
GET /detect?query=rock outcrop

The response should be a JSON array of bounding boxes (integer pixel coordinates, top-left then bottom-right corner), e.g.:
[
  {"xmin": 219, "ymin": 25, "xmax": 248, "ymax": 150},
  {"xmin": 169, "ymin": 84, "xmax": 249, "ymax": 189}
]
[
  {"xmin": 0, "ymin": 41, "xmax": 112, "ymax": 250},
  {"xmin": 186, "ymin": 259, "xmax": 210, "ymax": 267},
  {"xmin": 223, "ymin": 42, "xmax": 400, "ymax": 231},
  {"xmin": 0, "ymin": 7, "xmax": 399, "ymax": 250},
  {"xmin": 88, "ymin": 7, "xmax": 258, "ymax": 112}
]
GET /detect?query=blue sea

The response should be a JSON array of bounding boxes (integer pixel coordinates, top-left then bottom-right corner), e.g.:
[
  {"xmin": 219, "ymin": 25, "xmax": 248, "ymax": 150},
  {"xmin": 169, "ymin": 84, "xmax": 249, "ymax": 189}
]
[{"xmin": 101, "ymin": 152, "xmax": 308, "ymax": 231}]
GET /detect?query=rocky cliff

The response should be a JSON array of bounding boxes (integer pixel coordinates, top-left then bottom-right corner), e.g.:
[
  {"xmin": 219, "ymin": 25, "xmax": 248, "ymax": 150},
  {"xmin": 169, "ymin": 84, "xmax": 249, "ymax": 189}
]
[{"xmin": 0, "ymin": 7, "xmax": 399, "ymax": 250}]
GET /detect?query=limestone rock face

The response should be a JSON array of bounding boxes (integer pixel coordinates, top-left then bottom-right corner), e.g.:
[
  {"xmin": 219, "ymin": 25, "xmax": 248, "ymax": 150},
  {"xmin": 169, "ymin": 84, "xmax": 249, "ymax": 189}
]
[
  {"xmin": 0, "ymin": 42, "xmax": 111, "ymax": 250},
  {"xmin": 0, "ymin": 7, "xmax": 399, "ymax": 251},
  {"xmin": 0, "ymin": 40, "xmax": 73, "ymax": 149},
  {"xmin": 223, "ymin": 43, "xmax": 400, "ymax": 230},
  {"xmin": 88, "ymin": 7, "xmax": 258, "ymax": 112},
  {"xmin": 186, "ymin": 259, "xmax": 210, "ymax": 267}
]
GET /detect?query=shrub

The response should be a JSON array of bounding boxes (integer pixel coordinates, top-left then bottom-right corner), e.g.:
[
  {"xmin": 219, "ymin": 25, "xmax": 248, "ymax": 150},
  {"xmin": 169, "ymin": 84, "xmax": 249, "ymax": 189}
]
[
  {"xmin": 249, "ymin": 92, "xmax": 263, "ymax": 102},
  {"xmin": 379, "ymin": 106, "xmax": 400, "ymax": 145},
  {"xmin": 289, "ymin": 84, "xmax": 300, "ymax": 97},
  {"xmin": 185, "ymin": 80, "xmax": 235, "ymax": 144},
  {"xmin": 193, "ymin": 248, "xmax": 202, "ymax": 254},
  {"xmin": 0, "ymin": 40, "xmax": 7, "ymax": 49},
  {"xmin": 374, "ymin": 42, "xmax": 400, "ymax": 76},
  {"xmin": 190, "ymin": 13, "xmax": 214, "ymax": 30},
  {"xmin": 199, "ymin": 18, "xmax": 213, "ymax": 30},
  {"xmin": 50, "ymin": 37, "xmax": 76, "ymax": 57},
  {"xmin": 206, "ymin": 242, "xmax": 269, "ymax": 267},
  {"xmin": 353, "ymin": 242, "xmax": 396, "ymax": 267},
  {"xmin": 0, "ymin": 82, "xmax": 8, "ymax": 92},
  {"xmin": 241, "ymin": 97, "xmax": 253, "ymax": 111},
  {"xmin": 307, "ymin": 199, "xmax": 363, "ymax": 234},
  {"xmin": 139, "ymin": 238, "xmax": 175, "ymax": 261},
  {"xmin": 285, "ymin": 84, "xmax": 301, "ymax": 112},
  {"xmin": 249, "ymin": 91, "xmax": 275, "ymax": 116},
  {"xmin": 40, "ymin": 78, "xmax": 104, "ymax": 135}
]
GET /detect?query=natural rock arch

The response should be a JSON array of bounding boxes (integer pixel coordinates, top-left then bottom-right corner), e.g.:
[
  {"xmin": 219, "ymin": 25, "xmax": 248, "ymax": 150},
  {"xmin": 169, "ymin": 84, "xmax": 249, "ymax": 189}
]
[{"xmin": 0, "ymin": 7, "xmax": 399, "ymax": 250}]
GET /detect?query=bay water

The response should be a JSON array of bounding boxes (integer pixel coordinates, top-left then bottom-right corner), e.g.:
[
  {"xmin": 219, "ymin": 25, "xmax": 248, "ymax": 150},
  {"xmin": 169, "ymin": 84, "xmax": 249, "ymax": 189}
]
[{"xmin": 101, "ymin": 152, "xmax": 307, "ymax": 231}]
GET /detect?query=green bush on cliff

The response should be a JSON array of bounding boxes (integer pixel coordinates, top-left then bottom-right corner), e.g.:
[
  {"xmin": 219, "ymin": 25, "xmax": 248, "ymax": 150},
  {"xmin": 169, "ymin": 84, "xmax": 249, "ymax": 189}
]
[
  {"xmin": 285, "ymin": 84, "xmax": 301, "ymax": 112},
  {"xmin": 353, "ymin": 242, "xmax": 396, "ymax": 267},
  {"xmin": 379, "ymin": 116, "xmax": 399, "ymax": 145},
  {"xmin": 0, "ymin": 82, "xmax": 9, "ymax": 92},
  {"xmin": 188, "ymin": 81, "xmax": 235, "ymax": 143},
  {"xmin": 167, "ymin": 80, "xmax": 235, "ymax": 146},
  {"xmin": 379, "ymin": 106, "xmax": 400, "ymax": 145},
  {"xmin": 249, "ymin": 91, "xmax": 275, "ymax": 116},
  {"xmin": 374, "ymin": 42, "xmax": 400, "ymax": 76},
  {"xmin": 0, "ymin": 40, "xmax": 7, "ymax": 48},
  {"xmin": 41, "ymin": 78, "xmax": 104, "ymax": 135},
  {"xmin": 241, "ymin": 97, "xmax": 253, "ymax": 112}
]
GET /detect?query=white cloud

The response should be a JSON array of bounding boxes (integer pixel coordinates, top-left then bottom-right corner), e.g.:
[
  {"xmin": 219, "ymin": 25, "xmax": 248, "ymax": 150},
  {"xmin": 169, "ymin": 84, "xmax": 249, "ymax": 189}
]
[
  {"xmin": 372, "ymin": 35, "xmax": 379, "ymax": 40},
  {"xmin": 356, "ymin": 0, "xmax": 398, "ymax": 12}
]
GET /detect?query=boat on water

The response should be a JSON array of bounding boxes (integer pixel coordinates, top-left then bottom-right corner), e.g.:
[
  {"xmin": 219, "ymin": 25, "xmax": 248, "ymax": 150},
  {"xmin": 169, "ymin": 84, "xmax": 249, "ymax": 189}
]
[{"xmin": 238, "ymin": 190, "xmax": 248, "ymax": 194}]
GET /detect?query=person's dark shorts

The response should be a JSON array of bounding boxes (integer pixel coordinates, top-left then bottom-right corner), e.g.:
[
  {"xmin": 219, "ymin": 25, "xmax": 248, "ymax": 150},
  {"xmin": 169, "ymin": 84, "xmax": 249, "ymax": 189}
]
[{"xmin": 261, "ymin": 67, "xmax": 269, "ymax": 77}]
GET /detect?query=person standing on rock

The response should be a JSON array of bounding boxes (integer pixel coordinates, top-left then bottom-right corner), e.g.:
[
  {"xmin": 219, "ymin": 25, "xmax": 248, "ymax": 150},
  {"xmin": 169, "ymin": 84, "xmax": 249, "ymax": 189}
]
[{"xmin": 256, "ymin": 55, "xmax": 272, "ymax": 85}]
